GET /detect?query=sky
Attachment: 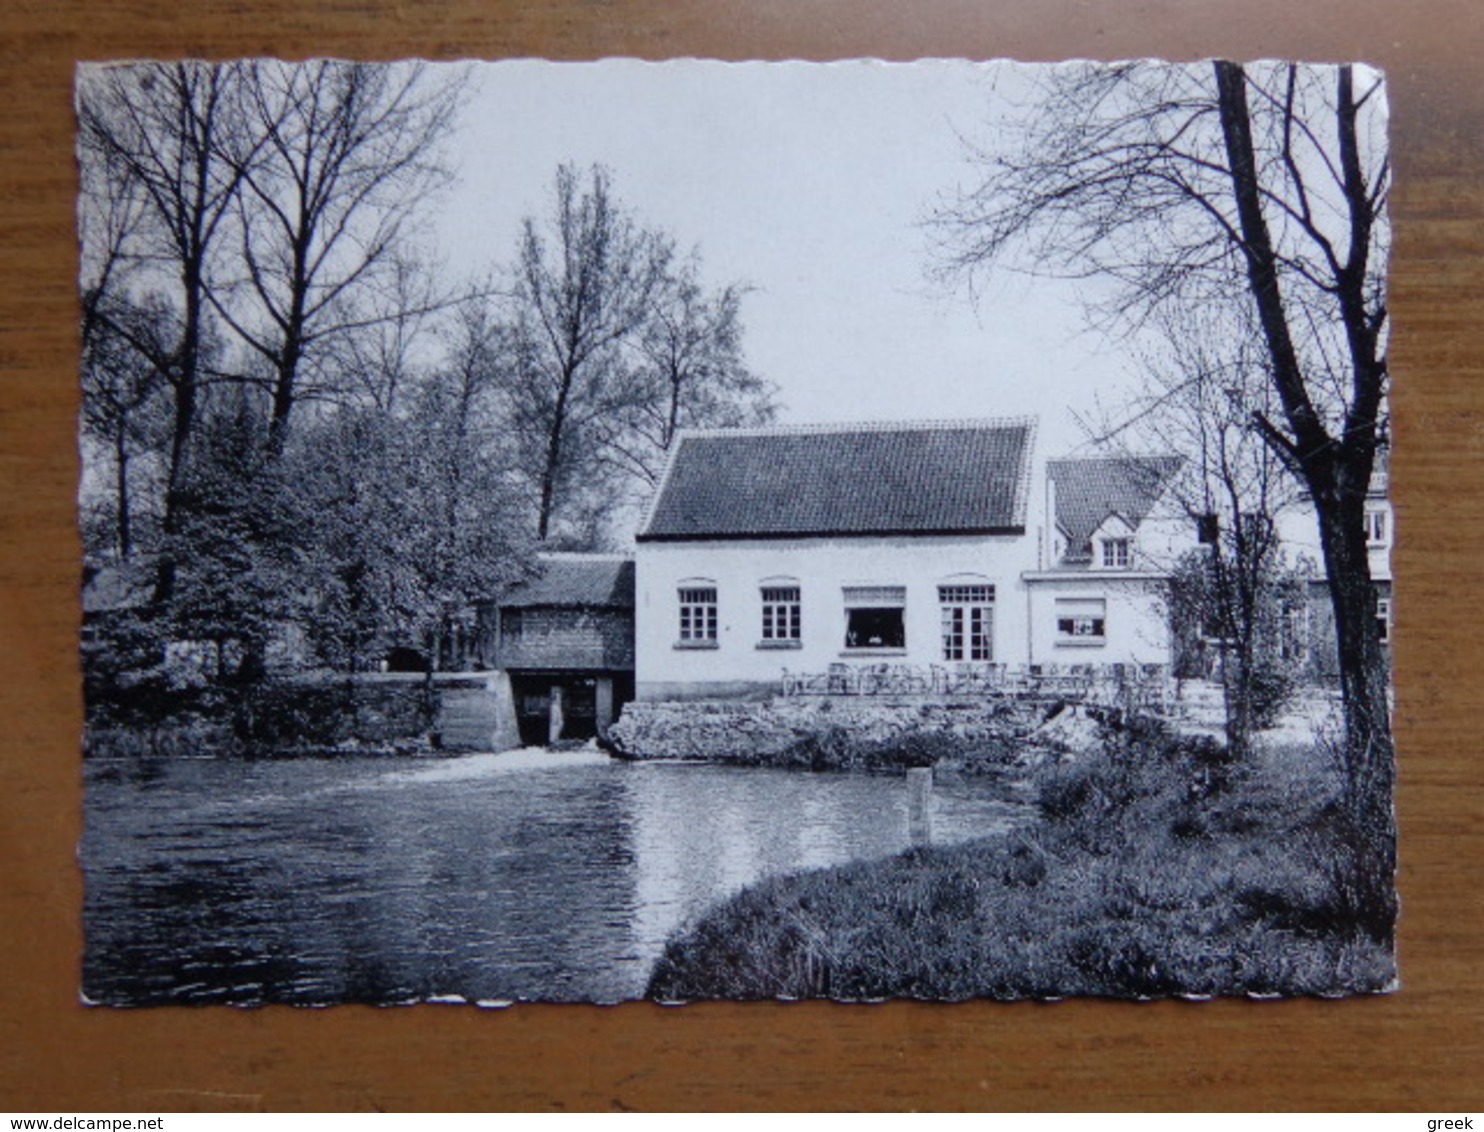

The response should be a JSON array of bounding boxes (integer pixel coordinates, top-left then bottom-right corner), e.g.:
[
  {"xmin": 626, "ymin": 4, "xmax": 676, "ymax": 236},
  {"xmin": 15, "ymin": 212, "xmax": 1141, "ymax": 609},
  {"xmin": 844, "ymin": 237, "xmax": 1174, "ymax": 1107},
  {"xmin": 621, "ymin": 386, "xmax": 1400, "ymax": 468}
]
[{"xmin": 431, "ymin": 59, "xmax": 1138, "ymax": 458}]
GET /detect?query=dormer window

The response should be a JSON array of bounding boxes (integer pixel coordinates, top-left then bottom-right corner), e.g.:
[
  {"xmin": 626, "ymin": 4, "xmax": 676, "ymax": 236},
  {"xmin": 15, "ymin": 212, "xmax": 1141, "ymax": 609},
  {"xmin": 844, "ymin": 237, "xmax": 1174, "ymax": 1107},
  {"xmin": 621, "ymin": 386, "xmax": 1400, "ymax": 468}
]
[
  {"xmin": 1365, "ymin": 509, "xmax": 1388, "ymax": 547},
  {"xmin": 1101, "ymin": 538, "xmax": 1132, "ymax": 569}
]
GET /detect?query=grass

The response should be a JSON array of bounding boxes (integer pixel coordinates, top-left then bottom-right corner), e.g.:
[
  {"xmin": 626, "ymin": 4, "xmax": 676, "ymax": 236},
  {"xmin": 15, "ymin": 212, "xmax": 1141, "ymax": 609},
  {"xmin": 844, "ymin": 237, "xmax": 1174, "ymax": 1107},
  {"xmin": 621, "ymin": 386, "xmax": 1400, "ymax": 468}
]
[{"xmin": 647, "ymin": 720, "xmax": 1396, "ymax": 1001}]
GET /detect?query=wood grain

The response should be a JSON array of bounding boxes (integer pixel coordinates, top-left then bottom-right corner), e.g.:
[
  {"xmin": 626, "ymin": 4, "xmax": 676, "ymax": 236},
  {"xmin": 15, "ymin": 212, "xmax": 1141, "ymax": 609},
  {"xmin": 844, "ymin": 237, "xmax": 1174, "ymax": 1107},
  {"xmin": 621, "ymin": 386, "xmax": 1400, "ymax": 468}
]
[{"xmin": 2, "ymin": 1, "xmax": 1481, "ymax": 1112}]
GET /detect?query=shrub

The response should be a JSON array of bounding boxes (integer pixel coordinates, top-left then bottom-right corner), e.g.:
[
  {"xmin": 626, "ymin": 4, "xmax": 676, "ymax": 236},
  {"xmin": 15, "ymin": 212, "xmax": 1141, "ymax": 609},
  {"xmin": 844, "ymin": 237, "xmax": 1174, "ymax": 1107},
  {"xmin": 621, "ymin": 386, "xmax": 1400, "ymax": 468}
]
[{"xmin": 1247, "ymin": 656, "xmax": 1297, "ymax": 729}]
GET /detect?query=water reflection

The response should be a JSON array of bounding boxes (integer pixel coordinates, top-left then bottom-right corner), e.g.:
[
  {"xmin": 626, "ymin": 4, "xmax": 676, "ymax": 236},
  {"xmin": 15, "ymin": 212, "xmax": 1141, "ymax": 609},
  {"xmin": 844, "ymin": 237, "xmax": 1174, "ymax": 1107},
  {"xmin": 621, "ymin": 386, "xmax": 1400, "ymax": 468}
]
[{"xmin": 83, "ymin": 752, "xmax": 1027, "ymax": 1005}]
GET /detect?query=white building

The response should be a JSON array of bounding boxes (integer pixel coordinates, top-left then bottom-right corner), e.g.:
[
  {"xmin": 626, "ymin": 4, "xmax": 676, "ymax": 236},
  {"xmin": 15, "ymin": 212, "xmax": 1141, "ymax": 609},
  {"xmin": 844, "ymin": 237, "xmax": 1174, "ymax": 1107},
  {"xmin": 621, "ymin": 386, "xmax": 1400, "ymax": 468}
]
[
  {"xmin": 632, "ymin": 419, "xmax": 1188, "ymax": 701},
  {"xmin": 1024, "ymin": 455, "xmax": 1189, "ymax": 671},
  {"xmin": 1278, "ymin": 452, "xmax": 1394, "ymax": 678}
]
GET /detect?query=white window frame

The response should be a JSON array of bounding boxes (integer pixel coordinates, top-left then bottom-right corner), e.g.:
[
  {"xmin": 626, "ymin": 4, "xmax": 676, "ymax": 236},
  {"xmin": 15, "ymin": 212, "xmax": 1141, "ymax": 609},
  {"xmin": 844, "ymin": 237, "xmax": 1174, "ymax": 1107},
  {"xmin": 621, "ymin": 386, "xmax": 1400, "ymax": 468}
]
[
  {"xmin": 1376, "ymin": 596, "xmax": 1391, "ymax": 643},
  {"xmin": 1055, "ymin": 596, "xmax": 1107, "ymax": 646},
  {"xmin": 1101, "ymin": 538, "xmax": 1132, "ymax": 569},
  {"xmin": 938, "ymin": 584, "xmax": 995, "ymax": 661},
  {"xmin": 677, "ymin": 583, "xmax": 718, "ymax": 646},
  {"xmin": 759, "ymin": 583, "xmax": 802, "ymax": 646}
]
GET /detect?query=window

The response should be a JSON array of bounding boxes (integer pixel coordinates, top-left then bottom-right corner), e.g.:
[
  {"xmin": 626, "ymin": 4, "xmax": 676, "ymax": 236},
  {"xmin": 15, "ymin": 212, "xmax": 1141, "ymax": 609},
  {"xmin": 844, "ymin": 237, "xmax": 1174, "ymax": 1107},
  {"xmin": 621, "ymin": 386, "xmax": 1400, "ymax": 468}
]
[
  {"xmin": 1102, "ymin": 538, "xmax": 1131, "ymax": 569},
  {"xmin": 1056, "ymin": 597, "xmax": 1107, "ymax": 645},
  {"xmin": 939, "ymin": 584, "xmax": 994, "ymax": 661},
  {"xmin": 1376, "ymin": 597, "xmax": 1391, "ymax": 643},
  {"xmin": 760, "ymin": 585, "xmax": 801, "ymax": 644},
  {"xmin": 842, "ymin": 585, "xmax": 906, "ymax": 650},
  {"xmin": 1365, "ymin": 508, "xmax": 1388, "ymax": 547},
  {"xmin": 501, "ymin": 609, "xmax": 523, "ymax": 640},
  {"xmin": 1197, "ymin": 513, "xmax": 1220, "ymax": 545},
  {"xmin": 677, "ymin": 585, "xmax": 718, "ymax": 644}
]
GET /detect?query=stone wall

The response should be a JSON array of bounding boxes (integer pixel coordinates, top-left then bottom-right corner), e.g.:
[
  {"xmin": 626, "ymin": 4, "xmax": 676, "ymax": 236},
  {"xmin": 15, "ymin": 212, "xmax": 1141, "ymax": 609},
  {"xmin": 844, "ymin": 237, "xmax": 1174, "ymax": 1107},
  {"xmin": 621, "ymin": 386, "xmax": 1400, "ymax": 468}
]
[
  {"xmin": 607, "ymin": 695, "xmax": 1080, "ymax": 766},
  {"xmin": 235, "ymin": 677, "xmax": 437, "ymax": 751}
]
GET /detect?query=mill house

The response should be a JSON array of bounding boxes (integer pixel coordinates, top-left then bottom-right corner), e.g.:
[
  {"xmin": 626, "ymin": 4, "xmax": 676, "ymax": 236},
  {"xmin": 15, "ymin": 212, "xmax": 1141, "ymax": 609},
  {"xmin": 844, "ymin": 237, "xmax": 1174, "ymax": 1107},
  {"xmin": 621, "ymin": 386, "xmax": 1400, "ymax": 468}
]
[{"xmin": 630, "ymin": 418, "xmax": 1188, "ymax": 703}]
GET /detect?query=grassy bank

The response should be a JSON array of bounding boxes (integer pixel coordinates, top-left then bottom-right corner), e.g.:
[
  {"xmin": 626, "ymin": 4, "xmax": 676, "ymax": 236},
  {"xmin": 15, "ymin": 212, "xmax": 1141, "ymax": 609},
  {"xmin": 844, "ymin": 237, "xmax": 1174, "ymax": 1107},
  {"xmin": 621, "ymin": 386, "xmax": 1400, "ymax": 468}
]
[{"xmin": 647, "ymin": 721, "xmax": 1395, "ymax": 1000}]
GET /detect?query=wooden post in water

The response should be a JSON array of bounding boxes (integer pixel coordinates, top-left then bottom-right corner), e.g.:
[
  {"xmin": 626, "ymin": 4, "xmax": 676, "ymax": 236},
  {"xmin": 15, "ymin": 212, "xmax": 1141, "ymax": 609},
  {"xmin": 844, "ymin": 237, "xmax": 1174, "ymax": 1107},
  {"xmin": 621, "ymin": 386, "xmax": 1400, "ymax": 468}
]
[
  {"xmin": 906, "ymin": 765, "xmax": 933, "ymax": 845},
  {"xmin": 547, "ymin": 684, "xmax": 565, "ymax": 746}
]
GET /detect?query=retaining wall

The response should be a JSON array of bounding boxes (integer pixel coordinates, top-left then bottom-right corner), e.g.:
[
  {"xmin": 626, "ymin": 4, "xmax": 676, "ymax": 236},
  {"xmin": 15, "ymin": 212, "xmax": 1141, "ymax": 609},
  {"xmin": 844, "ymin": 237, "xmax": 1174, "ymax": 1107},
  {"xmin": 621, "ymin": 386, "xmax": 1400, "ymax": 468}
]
[{"xmin": 607, "ymin": 695, "xmax": 1084, "ymax": 764}]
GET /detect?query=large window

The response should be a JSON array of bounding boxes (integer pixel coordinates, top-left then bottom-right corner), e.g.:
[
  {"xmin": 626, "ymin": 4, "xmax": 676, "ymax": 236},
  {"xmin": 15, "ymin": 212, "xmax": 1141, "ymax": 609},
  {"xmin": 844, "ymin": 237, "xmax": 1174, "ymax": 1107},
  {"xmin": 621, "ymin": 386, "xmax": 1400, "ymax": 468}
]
[
  {"xmin": 1101, "ymin": 538, "xmax": 1132, "ymax": 569},
  {"xmin": 760, "ymin": 584, "xmax": 802, "ymax": 644},
  {"xmin": 677, "ymin": 584, "xmax": 718, "ymax": 644},
  {"xmin": 939, "ymin": 584, "xmax": 994, "ymax": 661},
  {"xmin": 1056, "ymin": 597, "xmax": 1106, "ymax": 645},
  {"xmin": 843, "ymin": 585, "xmax": 906, "ymax": 650}
]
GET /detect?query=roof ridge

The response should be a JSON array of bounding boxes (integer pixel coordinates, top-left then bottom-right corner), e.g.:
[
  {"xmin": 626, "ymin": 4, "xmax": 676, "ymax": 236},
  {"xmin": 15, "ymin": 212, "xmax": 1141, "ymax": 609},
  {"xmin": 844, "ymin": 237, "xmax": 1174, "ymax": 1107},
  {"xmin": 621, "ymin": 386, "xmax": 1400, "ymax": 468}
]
[
  {"xmin": 535, "ymin": 551, "xmax": 633, "ymax": 562},
  {"xmin": 1047, "ymin": 453, "xmax": 1182, "ymax": 465},
  {"xmin": 673, "ymin": 416, "xmax": 1037, "ymax": 441}
]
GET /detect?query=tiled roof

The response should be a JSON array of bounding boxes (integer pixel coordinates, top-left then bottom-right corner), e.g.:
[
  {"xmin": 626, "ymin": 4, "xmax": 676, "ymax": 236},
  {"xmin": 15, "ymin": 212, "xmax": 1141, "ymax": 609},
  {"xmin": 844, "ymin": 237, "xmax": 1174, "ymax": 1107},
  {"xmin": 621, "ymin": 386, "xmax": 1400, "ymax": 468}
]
[
  {"xmin": 638, "ymin": 419, "xmax": 1036, "ymax": 541},
  {"xmin": 1049, "ymin": 456, "xmax": 1183, "ymax": 561},
  {"xmin": 499, "ymin": 555, "xmax": 634, "ymax": 609}
]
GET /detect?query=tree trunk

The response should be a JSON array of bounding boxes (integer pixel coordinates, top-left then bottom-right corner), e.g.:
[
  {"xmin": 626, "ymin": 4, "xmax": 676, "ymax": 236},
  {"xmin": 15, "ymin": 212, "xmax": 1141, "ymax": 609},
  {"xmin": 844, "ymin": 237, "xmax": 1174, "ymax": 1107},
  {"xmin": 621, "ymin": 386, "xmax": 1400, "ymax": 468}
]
[
  {"xmin": 1313, "ymin": 481, "xmax": 1396, "ymax": 942},
  {"xmin": 1216, "ymin": 60, "xmax": 1395, "ymax": 942},
  {"xmin": 537, "ymin": 370, "xmax": 573, "ymax": 541},
  {"xmin": 113, "ymin": 422, "xmax": 132, "ymax": 559}
]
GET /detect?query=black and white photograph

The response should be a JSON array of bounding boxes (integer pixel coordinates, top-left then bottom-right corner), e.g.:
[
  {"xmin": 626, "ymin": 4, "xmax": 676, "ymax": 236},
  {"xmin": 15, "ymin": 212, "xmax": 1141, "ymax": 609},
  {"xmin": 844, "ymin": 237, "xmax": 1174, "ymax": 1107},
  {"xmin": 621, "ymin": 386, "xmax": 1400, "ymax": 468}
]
[{"xmin": 75, "ymin": 57, "xmax": 1397, "ymax": 1006}]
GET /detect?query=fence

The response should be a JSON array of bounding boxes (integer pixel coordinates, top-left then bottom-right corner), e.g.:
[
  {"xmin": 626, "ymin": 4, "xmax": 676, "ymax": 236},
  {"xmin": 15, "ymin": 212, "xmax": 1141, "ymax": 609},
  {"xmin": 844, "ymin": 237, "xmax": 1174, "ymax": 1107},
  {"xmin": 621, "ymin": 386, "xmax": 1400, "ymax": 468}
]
[{"xmin": 781, "ymin": 661, "xmax": 1172, "ymax": 713}]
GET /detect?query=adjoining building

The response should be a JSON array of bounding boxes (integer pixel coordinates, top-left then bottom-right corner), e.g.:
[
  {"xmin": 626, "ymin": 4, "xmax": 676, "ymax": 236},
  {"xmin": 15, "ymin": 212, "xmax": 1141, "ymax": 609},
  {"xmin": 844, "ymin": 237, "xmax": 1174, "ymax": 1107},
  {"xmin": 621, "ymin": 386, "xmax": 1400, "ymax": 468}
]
[
  {"xmin": 1023, "ymin": 454, "xmax": 1188, "ymax": 670},
  {"xmin": 475, "ymin": 553, "xmax": 636, "ymax": 745},
  {"xmin": 1292, "ymin": 452, "xmax": 1394, "ymax": 681},
  {"xmin": 631, "ymin": 418, "xmax": 1189, "ymax": 702}
]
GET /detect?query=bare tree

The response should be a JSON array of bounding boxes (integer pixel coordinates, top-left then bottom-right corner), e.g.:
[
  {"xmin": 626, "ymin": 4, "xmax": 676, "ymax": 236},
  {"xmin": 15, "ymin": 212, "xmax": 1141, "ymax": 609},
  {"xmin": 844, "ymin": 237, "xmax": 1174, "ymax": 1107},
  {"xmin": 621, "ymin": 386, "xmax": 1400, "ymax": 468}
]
[
  {"xmin": 77, "ymin": 61, "xmax": 249, "ymax": 569},
  {"xmin": 213, "ymin": 60, "xmax": 461, "ymax": 450},
  {"xmin": 80, "ymin": 310, "xmax": 168, "ymax": 560},
  {"xmin": 598, "ymin": 253, "xmax": 775, "ymax": 487},
  {"xmin": 933, "ymin": 60, "xmax": 1394, "ymax": 937},
  {"xmin": 498, "ymin": 163, "xmax": 673, "ymax": 541},
  {"xmin": 317, "ymin": 254, "xmax": 447, "ymax": 416},
  {"xmin": 1100, "ymin": 309, "xmax": 1305, "ymax": 754}
]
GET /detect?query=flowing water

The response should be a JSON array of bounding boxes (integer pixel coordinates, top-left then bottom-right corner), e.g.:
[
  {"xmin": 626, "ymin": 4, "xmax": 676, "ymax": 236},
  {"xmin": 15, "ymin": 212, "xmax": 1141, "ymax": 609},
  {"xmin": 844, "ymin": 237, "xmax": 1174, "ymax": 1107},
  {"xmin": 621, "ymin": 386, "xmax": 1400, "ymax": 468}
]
[{"xmin": 82, "ymin": 749, "xmax": 1030, "ymax": 1005}]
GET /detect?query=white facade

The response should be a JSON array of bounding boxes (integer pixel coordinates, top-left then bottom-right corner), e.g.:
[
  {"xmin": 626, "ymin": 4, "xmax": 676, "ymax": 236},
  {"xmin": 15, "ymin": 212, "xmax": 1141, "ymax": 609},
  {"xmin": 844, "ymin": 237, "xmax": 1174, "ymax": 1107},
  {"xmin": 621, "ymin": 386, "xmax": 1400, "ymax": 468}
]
[
  {"xmin": 1021, "ymin": 572, "xmax": 1175, "ymax": 668},
  {"xmin": 632, "ymin": 421, "xmax": 1195, "ymax": 701},
  {"xmin": 636, "ymin": 533, "xmax": 1037, "ymax": 700},
  {"xmin": 634, "ymin": 473, "xmax": 1190, "ymax": 699}
]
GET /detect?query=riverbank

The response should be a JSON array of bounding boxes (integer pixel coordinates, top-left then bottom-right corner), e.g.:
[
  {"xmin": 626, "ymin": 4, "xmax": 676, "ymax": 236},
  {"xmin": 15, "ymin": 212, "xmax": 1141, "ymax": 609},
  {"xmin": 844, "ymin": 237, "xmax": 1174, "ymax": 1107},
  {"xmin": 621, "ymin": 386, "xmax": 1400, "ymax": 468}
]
[
  {"xmin": 608, "ymin": 696, "xmax": 1100, "ymax": 773},
  {"xmin": 647, "ymin": 720, "xmax": 1395, "ymax": 1000}
]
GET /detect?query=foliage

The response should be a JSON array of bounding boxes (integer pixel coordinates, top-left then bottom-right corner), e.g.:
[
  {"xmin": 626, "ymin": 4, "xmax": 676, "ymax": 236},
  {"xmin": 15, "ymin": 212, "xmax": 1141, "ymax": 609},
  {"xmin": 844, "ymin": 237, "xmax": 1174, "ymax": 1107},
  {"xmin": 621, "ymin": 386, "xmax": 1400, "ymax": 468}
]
[
  {"xmin": 77, "ymin": 66, "xmax": 770, "ymax": 696},
  {"xmin": 647, "ymin": 727, "xmax": 1394, "ymax": 1001},
  {"xmin": 494, "ymin": 164, "xmax": 775, "ymax": 543},
  {"xmin": 1168, "ymin": 547, "xmax": 1306, "ymax": 738}
]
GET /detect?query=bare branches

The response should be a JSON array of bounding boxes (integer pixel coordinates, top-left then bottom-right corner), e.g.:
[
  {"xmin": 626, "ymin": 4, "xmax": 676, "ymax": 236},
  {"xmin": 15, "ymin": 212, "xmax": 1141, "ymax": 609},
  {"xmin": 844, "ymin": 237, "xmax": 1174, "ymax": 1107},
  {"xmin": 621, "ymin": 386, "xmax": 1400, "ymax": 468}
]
[
  {"xmin": 931, "ymin": 59, "xmax": 1394, "ymax": 905},
  {"xmin": 215, "ymin": 60, "xmax": 463, "ymax": 443}
]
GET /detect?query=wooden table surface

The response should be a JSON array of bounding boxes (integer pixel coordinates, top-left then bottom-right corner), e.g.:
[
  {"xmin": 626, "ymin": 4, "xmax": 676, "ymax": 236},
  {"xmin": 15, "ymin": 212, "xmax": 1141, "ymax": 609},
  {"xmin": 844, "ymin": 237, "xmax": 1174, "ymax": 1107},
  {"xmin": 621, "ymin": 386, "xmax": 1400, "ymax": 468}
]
[{"xmin": 2, "ymin": 0, "xmax": 1481, "ymax": 1112}]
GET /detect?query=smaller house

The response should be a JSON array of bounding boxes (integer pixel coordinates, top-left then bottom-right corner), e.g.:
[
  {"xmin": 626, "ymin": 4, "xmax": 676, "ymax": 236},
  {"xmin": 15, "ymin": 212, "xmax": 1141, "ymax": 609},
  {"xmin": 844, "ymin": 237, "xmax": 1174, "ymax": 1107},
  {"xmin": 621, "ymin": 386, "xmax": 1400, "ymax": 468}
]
[
  {"xmin": 1023, "ymin": 455, "xmax": 1187, "ymax": 667},
  {"xmin": 476, "ymin": 553, "xmax": 635, "ymax": 745}
]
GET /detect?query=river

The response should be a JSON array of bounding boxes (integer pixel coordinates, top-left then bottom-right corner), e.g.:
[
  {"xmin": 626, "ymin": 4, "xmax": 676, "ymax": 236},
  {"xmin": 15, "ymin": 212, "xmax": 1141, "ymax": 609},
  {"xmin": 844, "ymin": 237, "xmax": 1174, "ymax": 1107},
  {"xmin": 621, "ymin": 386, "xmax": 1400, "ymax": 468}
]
[{"xmin": 82, "ymin": 749, "xmax": 1030, "ymax": 1005}]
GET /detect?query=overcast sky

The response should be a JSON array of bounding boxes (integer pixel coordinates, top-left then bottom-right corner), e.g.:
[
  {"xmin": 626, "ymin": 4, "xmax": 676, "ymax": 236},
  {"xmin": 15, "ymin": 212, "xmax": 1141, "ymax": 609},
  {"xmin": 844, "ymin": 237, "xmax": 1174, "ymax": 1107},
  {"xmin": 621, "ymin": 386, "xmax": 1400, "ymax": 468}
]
[{"xmin": 433, "ymin": 59, "xmax": 1136, "ymax": 458}]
